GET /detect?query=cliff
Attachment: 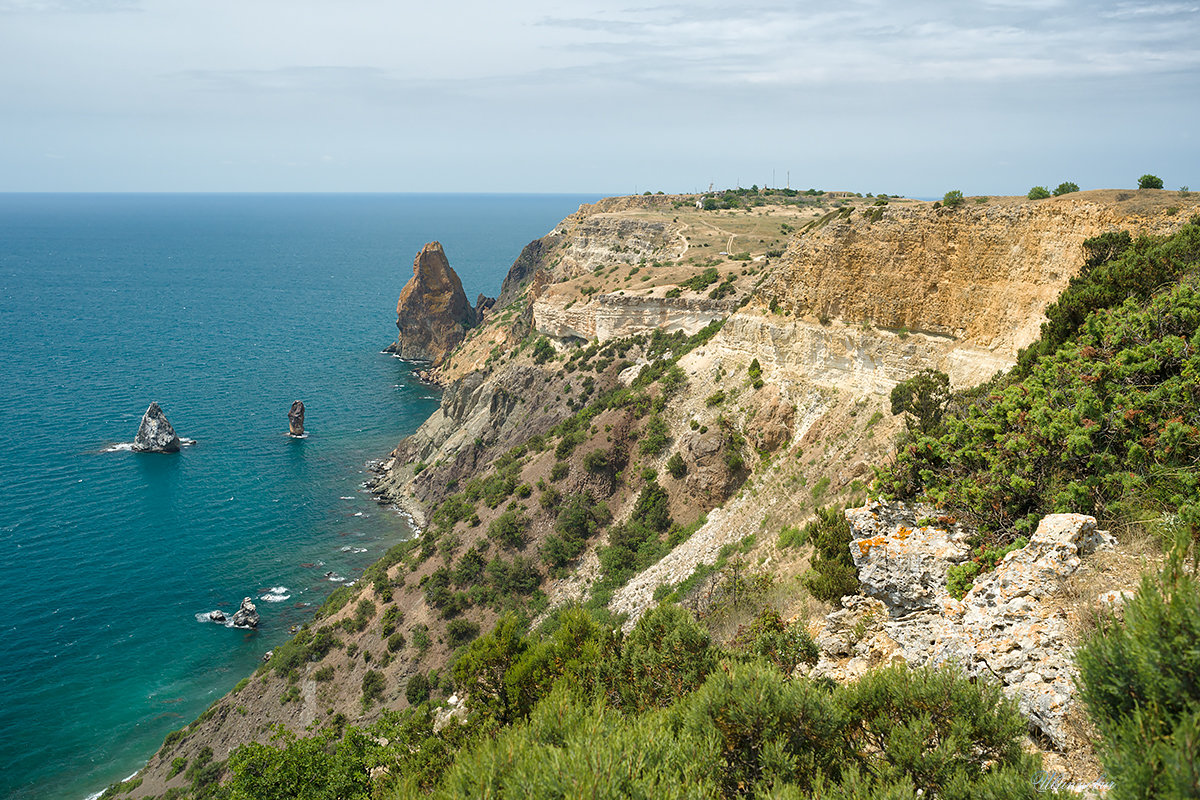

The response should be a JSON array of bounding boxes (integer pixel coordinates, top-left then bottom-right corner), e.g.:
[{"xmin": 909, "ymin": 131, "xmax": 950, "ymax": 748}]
[
  {"xmin": 113, "ymin": 189, "xmax": 1200, "ymax": 799},
  {"xmin": 384, "ymin": 241, "xmax": 477, "ymax": 365}
]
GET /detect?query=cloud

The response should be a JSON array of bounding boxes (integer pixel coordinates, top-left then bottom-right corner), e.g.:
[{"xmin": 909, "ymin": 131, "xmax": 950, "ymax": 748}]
[{"xmin": 0, "ymin": 0, "xmax": 139, "ymax": 12}]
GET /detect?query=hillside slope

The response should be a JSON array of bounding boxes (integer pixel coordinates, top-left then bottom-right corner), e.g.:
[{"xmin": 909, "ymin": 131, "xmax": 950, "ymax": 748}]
[{"xmin": 114, "ymin": 188, "xmax": 1198, "ymax": 799}]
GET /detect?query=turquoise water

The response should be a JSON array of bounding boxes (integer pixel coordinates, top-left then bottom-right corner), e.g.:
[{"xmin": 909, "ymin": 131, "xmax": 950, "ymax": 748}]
[{"xmin": 0, "ymin": 193, "xmax": 596, "ymax": 800}]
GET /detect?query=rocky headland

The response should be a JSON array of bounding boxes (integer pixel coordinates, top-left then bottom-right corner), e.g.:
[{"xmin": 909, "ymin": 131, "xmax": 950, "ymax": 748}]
[{"xmin": 112, "ymin": 188, "xmax": 1199, "ymax": 799}]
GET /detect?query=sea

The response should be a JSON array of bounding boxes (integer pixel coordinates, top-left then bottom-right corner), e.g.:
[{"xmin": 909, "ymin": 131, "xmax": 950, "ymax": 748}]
[{"xmin": 0, "ymin": 192, "xmax": 598, "ymax": 800}]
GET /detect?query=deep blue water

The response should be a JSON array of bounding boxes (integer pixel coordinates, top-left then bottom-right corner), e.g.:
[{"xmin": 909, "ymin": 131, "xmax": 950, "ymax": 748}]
[{"xmin": 0, "ymin": 193, "xmax": 597, "ymax": 800}]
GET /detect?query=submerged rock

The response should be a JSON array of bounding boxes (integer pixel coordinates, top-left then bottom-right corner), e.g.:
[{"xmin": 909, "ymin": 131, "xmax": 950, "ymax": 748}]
[
  {"xmin": 231, "ymin": 597, "xmax": 259, "ymax": 629},
  {"xmin": 288, "ymin": 400, "xmax": 305, "ymax": 437},
  {"xmin": 132, "ymin": 402, "xmax": 182, "ymax": 453}
]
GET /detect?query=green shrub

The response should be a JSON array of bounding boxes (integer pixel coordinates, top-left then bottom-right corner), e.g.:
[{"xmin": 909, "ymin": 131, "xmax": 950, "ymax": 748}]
[
  {"xmin": 889, "ymin": 368, "xmax": 950, "ymax": 436},
  {"xmin": 313, "ymin": 665, "xmax": 335, "ymax": 682},
  {"xmin": 666, "ymin": 452, "xmax": 687, "ymax": 479},
  {"xmin": 413, "ymin": 625, "xmax": 431, "ymax": 655},
  {"xmin": 168, "ymin": 756, "xmax": 187, "ymax": 778},
  {"xmin": 633, "ymin": 479, "xmax": 671, "ymax": 532},
  {"xmin": 582, "ymin": 448, "xmax": 609, "ymax": 473},
  {"xmin": 705, "ymin": 389, "xmax": 726, "ymax": 407},
  {"xmin": 406, "ymin": 672, "xmax": 431, "ymax": 706},
  {"xmin": 487, "ymin": 508, "xmax": 527, "ymax": 549},
  {"xmin": 361, "ymin": 670, "xmax": 386, "ymax": 708},
  {"xmin": 543, "ymin": 493, "xmax": 608, "ymax": 571},
  {"xmin": 1139, "ymin": 174, "xmax": 1164, "ymax": 189},
  {"xmin": 679, "ymin": 267, "xmax": 720, "ymax": 292},
  {"xmin": 942, "ymin": 189, "xmax": 964, "ymax": 207},
  {"xmin": 802, "ymin": 505, "xmax": 859, "ymax": 603},
  {"xmin": 1053, "ymin": 181, "xmax": 1079, "ymax": 196},
  {"xmin": 611, "ymin": 604, "xmax": 717, "ymax": 711},
  {"xmin": 531, "ymin": 336, "xmax": 555, "ymax": 364},
  {"xmin": 810, "ymin": 475, "xmax": 831, "ymax": 502},
  {"xmin": 778, "ymin": 523, "xmax": 808, "ymax": 549},
  {"xmin": 387, "ymin": 632, "xmax": 406, "ymax": 652},
  {"xmin": 1028, "ymin": 185, "xmax": 1051, "ymax": 200},
  {"xmin": 683, "ymin": 661, "xmax": 843, "ymax": 795},
  {"xmin": 639, "ymin": 414, "xmax": 670, "ymax": 456},
  {"xmin": 944, "ymin": 537, "xmax": 1027, "ymax": 599},
  {"xmin": 550, "ymin": 461, "xmax": 569, "ymax": 482},
  {"xmin": 730, "ymin": 607, "xmax": 819, "ymax": 675},
  {"xmin": 1077, "ymin": 558, "xmax": 1200, "ymax": 798},
  {"xmin": 453, "ymin": 614, "xmax": 529, "ymax": 724},
  {"xmin": 839, "ymin": 665, "xmax": 1038, "ymax": 796},
  {"xmin": 446, "ymin": 619, "xmax": 480, "ymax": 648}
]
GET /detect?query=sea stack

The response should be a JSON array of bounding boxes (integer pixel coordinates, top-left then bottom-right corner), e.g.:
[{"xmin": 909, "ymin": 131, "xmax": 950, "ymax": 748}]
[
  {"xmin": 384, "ymin": 241, "xmax": 490, "ymax": 367},
  {"xmin": 231, "ymin": 597, "xmax": 259, "ymax": 629},
  {"xmin": 288, "ymin": 400, "xmax": 305, "ymax": 436},
  {"xmin": 131, "ymin": 402, "xmax": 182, "ymax": 453}
]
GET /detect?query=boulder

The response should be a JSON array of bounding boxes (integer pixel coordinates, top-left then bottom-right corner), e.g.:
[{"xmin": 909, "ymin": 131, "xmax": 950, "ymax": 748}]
[
  {"xmin": 207, "ymin": 610, "xmax": 226, "ymax": 623},
  {"xmin": 132, "ymin": 402, "xmax": 182, "ymax": 453},
  {"xmin": 288, "ymin": 400, "xmax": 305, "ymax": 436},
  {"xmin": 230, "ymin": 597, "xmax": 259, "ymax": 629},
  {"xmin": 680, "ymin": 430, "xmax": 734, "ymax": 503},
  {"xmin": 385, "ymin": 242, "xmax": 476, "ymax": 366}
]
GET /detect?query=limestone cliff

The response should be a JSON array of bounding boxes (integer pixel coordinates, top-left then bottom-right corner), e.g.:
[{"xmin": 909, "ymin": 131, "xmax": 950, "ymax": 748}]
[
  {"xmin": 385, "ymin": 241, "xmax": 477, "ymax": 365},
  {"xmin": 115, "ymin": 189, "xmax": 1199, "ymax": 799},
  {"xmin": 760, "ymin": 194, "xmax": 1186, "ymax": 360}
]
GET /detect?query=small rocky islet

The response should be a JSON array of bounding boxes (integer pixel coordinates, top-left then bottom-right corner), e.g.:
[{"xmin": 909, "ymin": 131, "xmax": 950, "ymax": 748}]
[{"xmin": 130, "ymin": 402, "xmax": 182, "ymax": 453}]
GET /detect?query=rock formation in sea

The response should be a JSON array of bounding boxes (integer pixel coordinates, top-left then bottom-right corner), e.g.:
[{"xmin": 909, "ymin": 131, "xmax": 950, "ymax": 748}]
[
  {"xmin": 288, "ymin": 400, "xmax": 305, "ymax": 437},
  {"xmin": 131, "ymin": 402, "xmax": 182, "ymax": 453},
  {"xmin": 207, "ymin": 610, "xmax": 226, "ymax": 623},
  {"xmin": 230, "ymin": 597, "xmax": 259, "ymax": 629},
  {"xmin": 384, "ymin": 241, "xmax": 490, "ymax": 367}
]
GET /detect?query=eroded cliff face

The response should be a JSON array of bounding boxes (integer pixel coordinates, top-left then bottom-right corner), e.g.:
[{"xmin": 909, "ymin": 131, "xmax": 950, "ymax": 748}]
[
  {"xmin": 533, "ymin": 294, "xmax": 736, "ymax": 342},
  {"xmin": 386, "ymin": 241, "xmax": 476, "ymax": 365},
  {"xmin": 760, "ymin": 195, "xmax": 1186, "ymax": 359}
]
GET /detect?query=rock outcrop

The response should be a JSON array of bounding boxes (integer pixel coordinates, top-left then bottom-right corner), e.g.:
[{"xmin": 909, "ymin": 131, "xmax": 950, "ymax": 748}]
[
  {"xmin": 230, "ymin": 597, "xmax": 259, "ymax": 629},
  {"xmin": 811, "ymin": 501, "xmax": 1116, "ymax": 749},
  {"xmin": 385, "ymin": 242, "xmax": 476, "ymax": 366},
  {"xmin": 288, "ymin": 401, "xmax": 305, "ymax": 437},
  {"xmin": 534, "ymin": 293, "xmax": 735, "ymax": 343},
  {"xmin": 132, "ymin": 402, "xmax": 182, "ymax": 453},
  {"xmin": 761, "ymin": 198, "xmax": 1185, "ymax": 360}
]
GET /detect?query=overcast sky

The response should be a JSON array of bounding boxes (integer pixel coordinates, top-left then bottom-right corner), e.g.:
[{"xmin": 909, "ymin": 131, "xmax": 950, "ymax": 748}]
[{"xmin": 1, "ymin": 0, "xmax": 1196, "ymax": 195}]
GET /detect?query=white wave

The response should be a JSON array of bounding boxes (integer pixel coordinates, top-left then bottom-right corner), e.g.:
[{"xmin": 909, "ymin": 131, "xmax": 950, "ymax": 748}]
[
  {"xmin": 326, "ymin": 573, "xmax": 345, "ymax": 583},
  {"xmin": 260, "ymin": 593, "xmax": 290, "ymax": 603},
  {"xmin": 82, "ymin": 774, "xmax": 136, "ymax": 800},
  {"xmin": 340, "ymin": 546, "xmax": 352, "ymax": 552},
  {"xmin": 101, "ymin": 442, "xmax": 136, "ymax": 452},
  {"xmin": 286, "ymin": 432, "xmax": 309, "ymax": 439},
  {"xmin": 340, "ymin": 496, "xmax": 354, "ymax": 500},
  {"xmin": 353, "ymin": 512, "xmax": 364, "ymax": 517}
]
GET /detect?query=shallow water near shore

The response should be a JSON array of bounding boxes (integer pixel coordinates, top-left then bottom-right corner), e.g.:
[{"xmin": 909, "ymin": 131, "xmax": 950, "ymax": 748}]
[{"xmin": 0, "ymin": 192, "xmax": 597, "ymax": 800}]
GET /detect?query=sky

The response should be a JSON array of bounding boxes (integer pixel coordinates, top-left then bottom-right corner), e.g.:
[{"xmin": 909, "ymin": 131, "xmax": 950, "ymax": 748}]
[{"xmin": 0, "ymin": 0, "xmax": 1196, "ymax": 195}]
